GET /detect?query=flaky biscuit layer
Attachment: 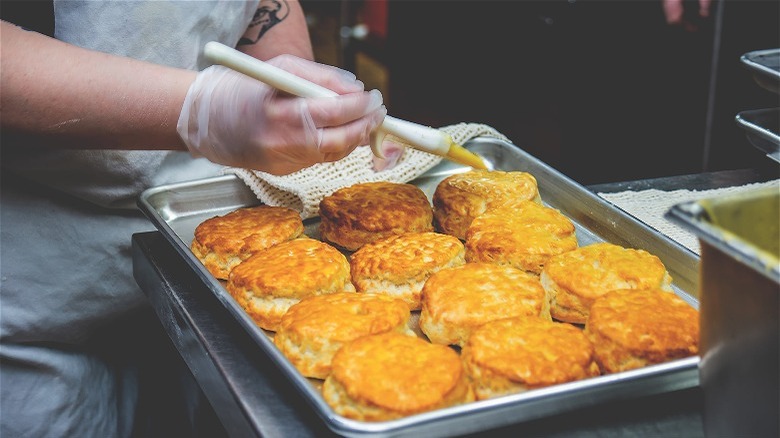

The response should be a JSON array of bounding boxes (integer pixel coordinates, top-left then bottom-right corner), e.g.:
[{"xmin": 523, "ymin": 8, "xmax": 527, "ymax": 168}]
[
  {"xmin": 350, "ymin": 232, "xmax": 466, "ymax": 309},
  {"xmin": 433, "ymin": 170, "xmax": 541, "ymax": 240},
  {"xmin": 274, "ymin": 292, "xmax": 413, "ymax": 379},
  {"xmin": 226, "ymin": 238, "xmax": 354, "ymax": 331},
  {"xmin": 191, "ymin": 205, "xmax": 303, "ymax": 279},
  {"xmin": 319, "ymin": 182, "xmax": 433, "ymax": 251},
  {"xmin": 420, "ymin": 263, "xmax": 551, "ymax": 346},
  {"xmin": 466, "ymin": 200, "xmax": 578, "ymax": 274},
  {"xmin": 541, "ymin": 242, "xmax": 673, "ymax": 324},
  {"xmin": 462, "ymin": 317, "xmax": 599, "ymax": 400},
  {"xmin": 323, "ymin": 332, "xmax": 474, "ymax": 421},
  {"xmin": 585, "ymin": 289, "xmax": 699, "ymax": 374}
]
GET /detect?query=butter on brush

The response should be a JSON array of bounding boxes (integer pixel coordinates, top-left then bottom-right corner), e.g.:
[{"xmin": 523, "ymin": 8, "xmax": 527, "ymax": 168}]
[{"xmin": 203, "ymin": 42, "xmax": 488, "ymax": 170}]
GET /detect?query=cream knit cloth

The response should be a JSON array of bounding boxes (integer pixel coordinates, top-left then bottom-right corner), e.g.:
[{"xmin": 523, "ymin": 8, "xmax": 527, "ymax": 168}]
[
  {"xmin": 225, "ymin": 123, "xmax": 509, "ymax": 219},
  {"xmin": 598, "ymin": 179, "xmax": 780, "ymax": 254}
]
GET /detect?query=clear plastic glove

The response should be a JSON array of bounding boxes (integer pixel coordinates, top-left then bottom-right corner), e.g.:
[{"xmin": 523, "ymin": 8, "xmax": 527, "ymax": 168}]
[
  {"xmin": 177, "ymin": 55, "xmax": 387, "ymax": 175},
  {"xmin": 371, "ymin": 138, "xmax": 405, "ymax": 172}
]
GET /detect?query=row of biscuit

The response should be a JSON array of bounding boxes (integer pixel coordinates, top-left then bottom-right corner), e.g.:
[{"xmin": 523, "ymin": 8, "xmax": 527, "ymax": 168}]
[{"xmin": 189, "ymin": 170, "xmax": 699, "ymax": 422}]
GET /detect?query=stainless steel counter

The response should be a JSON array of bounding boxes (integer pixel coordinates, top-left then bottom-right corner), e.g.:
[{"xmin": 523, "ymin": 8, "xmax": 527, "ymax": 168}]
[
  {"xmin": 587, "ymin": 167, "xmax": 777, "ymax": 193},
  {"xmin": 131, "ymin": 166, "xmax": 777, "ymax": 437}
]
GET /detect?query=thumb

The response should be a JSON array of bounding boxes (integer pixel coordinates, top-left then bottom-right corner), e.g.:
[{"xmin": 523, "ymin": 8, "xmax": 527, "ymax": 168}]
[{"xmin": 372, "ymin": 140, "xmax": 405, "ymax": 171}]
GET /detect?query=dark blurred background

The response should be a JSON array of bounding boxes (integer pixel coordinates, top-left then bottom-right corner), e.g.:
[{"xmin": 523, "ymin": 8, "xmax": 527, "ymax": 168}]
[
  {"xmin": 4, "ymin": 0, "xmax": 776, "ymax": 185},
  {"xmin": 305, "ymin": 0, "xmax": 780, "ymax": 185}
]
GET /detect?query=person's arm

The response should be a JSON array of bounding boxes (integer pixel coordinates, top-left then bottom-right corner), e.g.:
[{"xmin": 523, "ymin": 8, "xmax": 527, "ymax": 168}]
[
  {"xmin": 2, "ymin": 18, "xmax": 386, "ymax": 175},
  {"xmin": 237, "ymin": 0, "xmax": 314, "ymax": 61},
  {"xmin": 0, "ymin": 20, "xmax": 194, "ymax": 151}
]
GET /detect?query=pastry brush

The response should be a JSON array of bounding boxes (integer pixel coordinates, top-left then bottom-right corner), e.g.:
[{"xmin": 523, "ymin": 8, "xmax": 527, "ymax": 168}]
[{"xmin": 203, "ymin": 42, "xmax": 488, "ymax": 170}]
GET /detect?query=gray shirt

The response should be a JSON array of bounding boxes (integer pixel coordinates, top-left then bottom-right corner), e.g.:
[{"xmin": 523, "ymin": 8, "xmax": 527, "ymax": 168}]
[{"xmin": 1, "ymin": 2, "xmax": 258, "ymax": 435}]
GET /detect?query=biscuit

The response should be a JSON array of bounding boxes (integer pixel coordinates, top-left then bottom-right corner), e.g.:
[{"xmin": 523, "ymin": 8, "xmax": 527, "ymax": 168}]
[
  {"xmin": 585, "ymin": 289, "xmax": 699, "ymax": 374},
  {"xmin": 419, "ymin": 263, "xmax": 551, "ymax": 346},
  {"xmin": 191, "ymin": 205, "xmax": 304, "ymax": 280},
  {"xmin": 540, "ymin": 242, "xmax": 673, "ymax": 324},
  {"xmin": 322, "ymin": 332, "xmax": 474, "ymax": 421},
  {"xmin": 462, "ymin": 317, "xmax": 600, "ymax": 400},
  {"xmin": 465, "ymin": 200, "xmax": 578, "ymax": 274},
  {"xmin": 274, "ymin": 292, "xmax": 414, "ymax": 379},
  {"xmin": 226, "ymin": 238, "xmax": 355, "ymax": 331},
  {"xmin": 350, "ymin": 232, "xmax": 466, "ymax": 310},
  {"xmin": 432, "ymin": 170, "xmax": 541, "ymax": 240},
  {"xmin": 319, "ymin": 182, "xmax": 434, "ymax": 252}
]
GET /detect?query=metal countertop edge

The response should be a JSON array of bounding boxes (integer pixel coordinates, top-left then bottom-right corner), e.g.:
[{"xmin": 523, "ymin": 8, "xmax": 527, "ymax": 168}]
[
  {"xmin": 585, "ymin": 168, "xmax": 778, "ymax": 194},
  {"xmin": 132, "ymin": 232, "xmax": 334, "ymax": 438}
]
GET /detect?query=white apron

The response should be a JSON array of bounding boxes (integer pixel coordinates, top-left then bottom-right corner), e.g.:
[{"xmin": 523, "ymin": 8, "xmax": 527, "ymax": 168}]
[{"xmin": 0, "ymin": 1, "xmax": 258, "ymax": 436}]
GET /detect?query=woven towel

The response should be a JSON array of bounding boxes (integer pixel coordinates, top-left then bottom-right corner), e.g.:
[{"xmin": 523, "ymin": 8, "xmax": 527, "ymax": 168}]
[
  {"xmin": 598, "ymin": 179, "xmax": 780, "ymax": 255},
  {"xmin": 225, "ymin": 123, "xmax": 509, "ymax": 219}
]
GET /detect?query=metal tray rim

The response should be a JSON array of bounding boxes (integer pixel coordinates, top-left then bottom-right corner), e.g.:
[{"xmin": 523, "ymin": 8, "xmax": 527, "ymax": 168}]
[
  {"xmin": 741, "ymin": 48, "xmax": 780, "ymax": 94},
  {"xmin": 741, "ymin": 48, "xmax": 780, "ymax": 80},
  {"xmin": 735, "ymin": 108, "xmax": 780, "ymax": 163}
]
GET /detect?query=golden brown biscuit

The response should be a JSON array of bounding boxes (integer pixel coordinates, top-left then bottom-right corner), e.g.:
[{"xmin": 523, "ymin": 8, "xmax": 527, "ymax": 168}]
[
  {"xmin": 226, "ymin": 238, "xmax": 355, "ymax": 331},
  {"xmin": 350, "ymin": 232, "xmax": 466, "ymax": 310},
  {"xmin": 191, "ymin": 205, "xmax": 303, "ymax": 280},
  {"xmin": 462, "ymin": 317, "xmax": 600, "ymax": 400},
  {"xmin": 432, "ymin": 170, "xmax": 541, "ymax": 240},
  {"xmin": 274, "ymin": 292, "xmax": 414, "ymax": 379},
  {"xmin": 465, "ymin": 200, "xmax": 578, "ymax": 274},
  {"xmin": 419, "ymin": 263, "xmax": 551, "ymax": 346},
  {"xmin": 540, "ymin": 242, "xmax": 673, "ymax": 324},
  {"xmin": 585, "ymin": 289, "xmax": 699, "ymax": 374},
  {"xmin": 319, "ymin": 182, "xmax": 434, "ymax": 252},
  {"xmin": 322, "ymin": 332, "xmax": 474, "ymax": 421}
]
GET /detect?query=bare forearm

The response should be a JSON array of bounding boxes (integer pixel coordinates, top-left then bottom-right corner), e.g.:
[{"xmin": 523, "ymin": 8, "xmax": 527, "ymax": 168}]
[
  {"xmin": 0, "ymin": 21, "xmax": 195, "ymax": 150},
  {"xmin": 237, "ymin": 0, "xmax": 314, "ymax": 61}
]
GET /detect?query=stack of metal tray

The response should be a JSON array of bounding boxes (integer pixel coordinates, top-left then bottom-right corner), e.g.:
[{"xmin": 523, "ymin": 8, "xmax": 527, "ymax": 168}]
[
  {"xmin": 741, "ymin": 48, "xmax": 780, "ymax": 94},
  {"xmin": 138, "ymin": 138, "xmax": 700, "ymax": 437},
  {"xmin": 738, "ymin": 48, "xmax": 780, "ymax": 163}
]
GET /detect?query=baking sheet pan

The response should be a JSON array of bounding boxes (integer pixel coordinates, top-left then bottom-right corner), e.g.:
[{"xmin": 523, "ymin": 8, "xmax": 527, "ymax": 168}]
[
  {"xmin": 741, "ymin": 48, "xmax": 780, "ymax": 94},
  {"xmin": 138, "ymin": 138, "xmax": 700, "ymax": 437},
  {"xmin": 736, "ymin": 108, "xmax": 780, "ymax": 163}
]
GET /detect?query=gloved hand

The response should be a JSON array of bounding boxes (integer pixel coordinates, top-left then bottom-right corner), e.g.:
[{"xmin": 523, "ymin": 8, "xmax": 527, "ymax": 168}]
[{"xmin": 177, "ymin": 54, "xmax": 387, "ymax": 175}]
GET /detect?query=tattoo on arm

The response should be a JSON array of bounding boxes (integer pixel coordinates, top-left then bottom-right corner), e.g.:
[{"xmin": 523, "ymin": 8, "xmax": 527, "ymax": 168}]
[{"xmin": 238, "ymin": 0, "xmax": 290, "ymax": 46}]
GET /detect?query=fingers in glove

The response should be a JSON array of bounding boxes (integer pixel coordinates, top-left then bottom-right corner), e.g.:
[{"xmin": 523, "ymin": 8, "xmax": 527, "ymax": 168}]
[
  {"xmin": 318, "ymin": 106, "xmax": 387, "ymax": 156},
  {"xmin": 298, "ymin": 100, "xmax": 324, "ymax": 151},
  {"xmin": 268, "ymin": 54, "xmax": 366, "ymax": 94},
  {"xmin": 262, "ymin": 89, "xmax": 381, "ymax": 134},
  {"xmin": 372, "ymin": 139, "xmax": 405, "ymax": 171},
  {"xmin": 305, "ymin": 89, "xmax": 383, "ymax": 129}
]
